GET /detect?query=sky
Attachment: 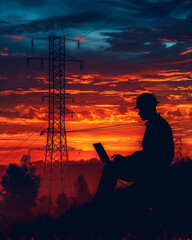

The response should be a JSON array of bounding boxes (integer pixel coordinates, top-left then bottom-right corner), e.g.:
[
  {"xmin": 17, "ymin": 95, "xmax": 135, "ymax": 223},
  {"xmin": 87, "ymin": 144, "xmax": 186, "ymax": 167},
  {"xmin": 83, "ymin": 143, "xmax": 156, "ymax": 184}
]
[{"xmin": 0, "ymin": 0, "xmax": 192, "ymax": 164}]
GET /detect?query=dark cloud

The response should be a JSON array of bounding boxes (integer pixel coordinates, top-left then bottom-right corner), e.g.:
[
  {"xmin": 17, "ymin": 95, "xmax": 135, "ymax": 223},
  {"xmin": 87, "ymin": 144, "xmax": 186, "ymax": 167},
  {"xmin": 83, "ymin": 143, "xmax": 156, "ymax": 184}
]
[
  {"xmin": 101, "ymin": 29, "xmax": 163, "ymax": 53},
  {"xmin": 167, "ymin": 108, "xmax": 182, "ymax": 117},
  {"xmin": 0, "ymin": 109, "xmax": 19, "ymax": 119},
  {"xmin": 106, "ymin": 0, "xmax": 192, "ymax": 19},
  {"xmin": 189, "ymin": 109, "xmax": 192, "ymax": 117},
  {"xmin": 134, "ymin": 0, "xmax": 189, "ymax": 19},
  {"xmin": 0, "ymin": 106, "xmax": 45, "ymax": 120},
  {"xmin": 0, "ymin": 12, "xmax": 107, "ymax": 36},
  {"xmin": 117, "ymin": 105, "xmax": 128, "ymax": 114},
  {"xmin": 101, "ymin": 19, "xmax": 192, "ymax": 55},
  {"xmin": 1, "ymin": 0, "xmax": 46, "ymax": 7},
  {"xmin": 0, "ymin": 0, "xmax": 191, "ymax": 73},
  {"xmin": 140, "ymin": 74, "xmax": 167, "ymax": 79}
]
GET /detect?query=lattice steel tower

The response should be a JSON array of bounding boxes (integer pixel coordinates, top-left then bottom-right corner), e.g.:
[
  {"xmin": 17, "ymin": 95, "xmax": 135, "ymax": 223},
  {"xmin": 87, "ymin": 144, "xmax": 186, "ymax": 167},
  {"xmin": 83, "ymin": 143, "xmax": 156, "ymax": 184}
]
[
  {"xmin": 27, "ymin": 33, "xmax": 83, "ymax": 199},
  {"xmin": 44, "ymin": 35, "xmax": 71, "ymax": 197}
]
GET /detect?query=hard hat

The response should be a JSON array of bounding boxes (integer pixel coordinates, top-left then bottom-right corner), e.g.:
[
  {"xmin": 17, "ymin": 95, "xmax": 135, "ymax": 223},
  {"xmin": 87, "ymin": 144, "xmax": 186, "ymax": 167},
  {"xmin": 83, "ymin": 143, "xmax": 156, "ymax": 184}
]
[{"xmin": 134, "ymin": 93, "xmax": 159, "ymax": 109}]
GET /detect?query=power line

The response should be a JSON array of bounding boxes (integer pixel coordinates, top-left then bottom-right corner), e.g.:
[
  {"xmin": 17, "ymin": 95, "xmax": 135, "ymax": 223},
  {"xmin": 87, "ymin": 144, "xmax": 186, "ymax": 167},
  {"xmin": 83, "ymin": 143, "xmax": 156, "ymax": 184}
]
[
  {"xmin": 64, "ymin": 11, "xmax": 191, "ymax": 104},
  {"xmin": 0, "ymin": 98, "xmax": 34, "ymax": 137},
  {"xmin": 63, "ymin": 5, "xmax": 192, "ymax": 106},
  {"xmin": 0, "ymin": 86, "xmax": 48, "ymax": 148},
  {"xmin": 26, "ymin": 134, "xmax": 44, "ymax": 152},
  {"xmin": 0, "ymin": 77, "xmax": 48, "ymax": 146},
  {"xmin": 67, "ymin": 122, "xmax": 140, "ymax": 133},
  {"xmin": 68, "ymin": 4, "xmax": 190, "ymax": 71},
  {"xmin": 0, "ymin": 119, "xmax": 44, "ymax": 150},
  {"xmin": 75, "ymin": 0, "xmax": 186, "ymax": 44},
  {"xmin": 1, "ymin": 4, "xmax": 190, "ymax": 162},
  {"xmin": 84, "ymin": 15, "xmax": 191, "ymax": 69},
  {"xmin": 0, "ymin": 73, "xmax": 41, "ymax": 132},
  {"xmin": 0, "ymin": 54, "xmax": 50, "ymax": 147},
  {"xmin": 0, "ymin": 121, "xmax": 141, "ymax": 162},
  {"xmin": 85, "ymin": 18, "xmax": 191, "ymax": 69},
  {"xmin": 0, "ymin": 123, "xmax": 46, "ymax": 163},
  {"xmin": 65, "ymin": 1, "xmax": 123, "ymax": 45}
]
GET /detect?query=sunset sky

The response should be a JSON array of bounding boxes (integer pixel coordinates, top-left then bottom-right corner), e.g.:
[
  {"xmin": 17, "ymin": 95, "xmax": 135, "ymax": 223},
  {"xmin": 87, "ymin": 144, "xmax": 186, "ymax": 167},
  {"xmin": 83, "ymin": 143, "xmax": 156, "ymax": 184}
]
[{"xmin": 0, "ymin": 0, "xmax": 192, "ymax": 164}]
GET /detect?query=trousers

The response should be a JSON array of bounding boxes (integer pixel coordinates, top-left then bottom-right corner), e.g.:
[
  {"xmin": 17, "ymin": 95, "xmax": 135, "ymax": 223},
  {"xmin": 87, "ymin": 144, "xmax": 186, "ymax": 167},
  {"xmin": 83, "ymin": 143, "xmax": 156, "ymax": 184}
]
[{"xmin": 95, "ymin": 158, "xmax": 141, "ymax": 201}]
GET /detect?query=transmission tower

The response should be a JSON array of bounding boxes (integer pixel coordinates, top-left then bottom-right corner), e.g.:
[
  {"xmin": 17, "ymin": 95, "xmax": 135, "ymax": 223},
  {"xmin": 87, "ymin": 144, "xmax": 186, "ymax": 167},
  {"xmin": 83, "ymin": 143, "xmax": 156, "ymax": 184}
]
[
  {"xmin": 27, "ymin": 34, "xmax": 83, "ymax": 200},
  {"xmin": 174, "ymin": 137, "xmax": 182, "ymax": 161}
]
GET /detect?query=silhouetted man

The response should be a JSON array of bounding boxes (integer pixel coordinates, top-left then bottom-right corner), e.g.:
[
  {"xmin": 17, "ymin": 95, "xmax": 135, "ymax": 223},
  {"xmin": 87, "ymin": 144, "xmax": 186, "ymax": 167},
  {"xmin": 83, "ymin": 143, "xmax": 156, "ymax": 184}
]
[{"xmin": 95, "ymin": 93, "xmax": 174, "ymax": 205}]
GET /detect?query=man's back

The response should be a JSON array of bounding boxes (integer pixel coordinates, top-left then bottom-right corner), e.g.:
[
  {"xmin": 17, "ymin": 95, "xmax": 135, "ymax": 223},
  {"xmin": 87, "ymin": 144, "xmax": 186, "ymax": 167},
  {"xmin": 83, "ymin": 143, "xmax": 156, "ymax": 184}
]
[
  {"xmin": 95, "ymin": 93, "xmax": 175, "ymax": 210},
  {"xmin": 142, "ymin": 114, "xmax": 174, "ymax": 171}
]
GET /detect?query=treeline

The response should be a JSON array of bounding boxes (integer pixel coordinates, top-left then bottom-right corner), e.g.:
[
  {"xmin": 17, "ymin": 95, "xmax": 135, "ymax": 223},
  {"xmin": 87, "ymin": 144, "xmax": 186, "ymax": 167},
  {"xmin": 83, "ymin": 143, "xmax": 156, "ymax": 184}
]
[
  {"xmin": 0, "ymin": 156, "xmax": 191, "ymax": 239},
  {"xmin": 0, "ymin": 155, "xmax": 94, "ymax": 222}
]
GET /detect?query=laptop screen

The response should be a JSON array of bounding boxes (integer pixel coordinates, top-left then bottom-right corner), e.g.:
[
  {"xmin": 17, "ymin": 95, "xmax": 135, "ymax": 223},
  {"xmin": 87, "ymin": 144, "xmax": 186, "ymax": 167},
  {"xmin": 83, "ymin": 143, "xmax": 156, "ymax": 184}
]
[{"xmin": 93, "ymin": 143, "xmax": 111, "ymax": 163}]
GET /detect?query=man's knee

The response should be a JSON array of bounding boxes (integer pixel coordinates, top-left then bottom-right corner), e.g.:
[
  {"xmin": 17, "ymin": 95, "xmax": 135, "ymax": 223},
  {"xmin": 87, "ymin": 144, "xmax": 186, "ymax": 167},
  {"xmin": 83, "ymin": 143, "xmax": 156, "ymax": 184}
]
[{"xmin": 103, "ymin": 162, "xmax": 116, "ymax": 175}]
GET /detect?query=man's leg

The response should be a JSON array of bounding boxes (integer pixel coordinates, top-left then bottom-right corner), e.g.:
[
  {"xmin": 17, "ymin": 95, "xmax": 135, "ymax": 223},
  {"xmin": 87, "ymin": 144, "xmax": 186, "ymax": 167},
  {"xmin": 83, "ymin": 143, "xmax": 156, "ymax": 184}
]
[
  {"xmin": 94, "ymin": 162, "xmax": 117, "ymax": 201},
  {"xmin": 94, "ymin": 159, "xmax": 136, "ymax": 202}
]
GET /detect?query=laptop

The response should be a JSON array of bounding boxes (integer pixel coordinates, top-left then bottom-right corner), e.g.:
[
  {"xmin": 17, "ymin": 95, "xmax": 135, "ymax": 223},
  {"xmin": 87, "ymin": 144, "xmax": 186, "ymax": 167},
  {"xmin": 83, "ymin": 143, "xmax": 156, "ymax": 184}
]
[{"xmin": 93, "ymin": 143, "xmax": 111, "ymax": 163}]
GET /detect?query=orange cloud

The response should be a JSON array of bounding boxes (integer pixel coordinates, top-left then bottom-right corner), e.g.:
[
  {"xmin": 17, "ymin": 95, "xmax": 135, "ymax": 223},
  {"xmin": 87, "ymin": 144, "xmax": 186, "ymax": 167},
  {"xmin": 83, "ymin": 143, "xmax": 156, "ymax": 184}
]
[
  {"xmin": 0, "ymin": 52, "xmax": 8, "ymax": 56},
  {"xmin": 158, "ymin": 38, "xmax": 177, "ymax": 42},
  {"xmin": 66, "ymin": 90, "xmax": 96, "ymax": 95},
  {"xmin": 75, "ymin": 36, "xmax": 85, "ymax": 41},
  {"xmin": 0, "ymin": 88, "xmax": 48, "ymax": 96},
  {"xmin": 67, "ymin": 74, "xmax": 98, "ymax": 84},
  {"xmin": 13, "ymin": 52, "xmax": 26, "ymax": 56},
  {"xmin": 0, "ymin": 75, "xmax": 7, "ymax": 80},
  {"xmin": 1, "ymin": 68, "xmax": 192, "ymax": 164},
  {"xmin": 180, "ymin": 49, "xmax": 192, "ymax": 55},
  {"xmin": 4, "ymin": 35, "xmax": 26, "ymax": 40}
]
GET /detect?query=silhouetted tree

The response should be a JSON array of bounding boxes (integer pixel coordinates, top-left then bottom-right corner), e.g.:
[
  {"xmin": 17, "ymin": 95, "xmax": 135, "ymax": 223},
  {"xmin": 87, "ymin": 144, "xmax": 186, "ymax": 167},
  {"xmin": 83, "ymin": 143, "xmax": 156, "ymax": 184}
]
[
  {"xmin": 1, "ymin": 155, "xmax": 41, "ymax": 219},
  {"xmin": 54, "ymin": 193, "xmax": 69, "ymax": 218},
  {"xmin": 34, "ymin": 195, "xmax": 52, "ymax": 216},
  {"xmin": 74, "ymin": 175, "xmax": 93, "ymax": 204},
  {"xmin": 20, "ymin": 154, "xmax": 36, "ymax": 176}
]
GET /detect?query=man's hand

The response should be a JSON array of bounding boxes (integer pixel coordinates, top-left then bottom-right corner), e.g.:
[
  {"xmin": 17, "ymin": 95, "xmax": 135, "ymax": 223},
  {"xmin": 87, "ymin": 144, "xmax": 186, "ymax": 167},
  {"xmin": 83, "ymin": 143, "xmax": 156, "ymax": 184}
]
[{"xmin": 111, "ymin": 154, "xmax": 125, "ymax": 162}]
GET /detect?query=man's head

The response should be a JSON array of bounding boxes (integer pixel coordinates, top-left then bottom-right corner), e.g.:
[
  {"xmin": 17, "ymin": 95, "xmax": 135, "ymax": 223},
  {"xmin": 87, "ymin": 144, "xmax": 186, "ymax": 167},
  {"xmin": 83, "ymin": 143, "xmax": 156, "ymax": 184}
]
[{"xmin": 134, "ymin": 93, "xmax": 159, "ymax": 121}]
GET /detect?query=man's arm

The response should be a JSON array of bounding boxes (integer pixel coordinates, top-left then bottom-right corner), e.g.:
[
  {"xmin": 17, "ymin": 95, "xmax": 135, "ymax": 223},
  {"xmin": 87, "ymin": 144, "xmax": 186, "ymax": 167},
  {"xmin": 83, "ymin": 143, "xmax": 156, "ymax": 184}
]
[
  {"xmin": 111, "ymin": 154, "xmax": 125, "ymax": 162},
  {"xmin": 111, "ymin": 150, "xmax": 146, "ymax": 163},
  {"xmin": 127, "ymin": 150, "xmax": 146, "ymax": 160}
]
